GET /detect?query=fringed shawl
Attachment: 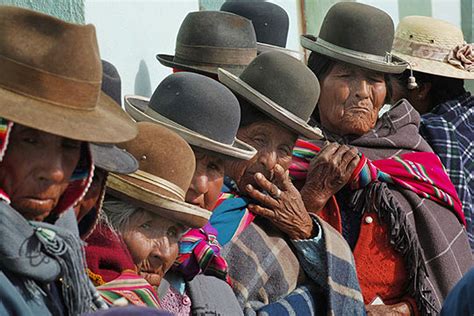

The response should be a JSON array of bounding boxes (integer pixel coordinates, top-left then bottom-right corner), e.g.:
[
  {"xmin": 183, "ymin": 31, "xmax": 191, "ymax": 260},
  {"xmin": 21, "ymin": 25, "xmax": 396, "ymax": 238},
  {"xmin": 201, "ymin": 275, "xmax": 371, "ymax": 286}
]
[{"xmin": 294, "ymin": 100, "xmax": 472, "ymax": 314}]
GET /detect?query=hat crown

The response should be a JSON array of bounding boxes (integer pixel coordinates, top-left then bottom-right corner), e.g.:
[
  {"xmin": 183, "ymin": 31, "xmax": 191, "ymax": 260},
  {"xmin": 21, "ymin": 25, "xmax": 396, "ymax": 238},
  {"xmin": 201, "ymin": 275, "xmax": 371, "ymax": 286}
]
[
  {"xmin": 220, "ymin": 1, "xmax": 289, "ymax": 48},
  {"xmin": 239, "ymin": 51, "xmax": 319, "ymax": 122},
  {"xmin": 319, "ymin": 2, "xmax": 394, "ymax": 57},
  {"xmin": 101, "ymin": 60, "xmax": 121, "ymax": 105},
  {"xmin": 0, "ymin": 6, "xmax": 101, "ymax": 109},
  {"xmin": 119, "ymin": 122, "xmax": 195, "ymax": 200},
  {"xmin": 148, "ymin": 72, "xmax": 241, "ymax": 145},
  {"xmin": 177, "ymin": 11, "xmax": 257, "ymax": 49},
  {"xmin": 394, "ymin": 16, "xmax": 464, "ymax": 50}
]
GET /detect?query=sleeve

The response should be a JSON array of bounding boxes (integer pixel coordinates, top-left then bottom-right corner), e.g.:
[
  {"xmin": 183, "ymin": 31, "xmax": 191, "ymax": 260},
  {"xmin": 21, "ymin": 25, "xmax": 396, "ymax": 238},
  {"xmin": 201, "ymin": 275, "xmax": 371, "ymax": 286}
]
[{"xmin": 290, "ymin": 216, "xmax": 327, "ymax": 288}]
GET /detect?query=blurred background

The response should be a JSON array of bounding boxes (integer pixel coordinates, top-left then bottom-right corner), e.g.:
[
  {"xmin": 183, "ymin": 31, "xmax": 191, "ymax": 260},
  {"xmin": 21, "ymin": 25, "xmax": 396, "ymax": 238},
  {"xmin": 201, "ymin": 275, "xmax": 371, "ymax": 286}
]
[{"xmin": 1, "ymin": 0, "xmax": 472, "ymax": 98}]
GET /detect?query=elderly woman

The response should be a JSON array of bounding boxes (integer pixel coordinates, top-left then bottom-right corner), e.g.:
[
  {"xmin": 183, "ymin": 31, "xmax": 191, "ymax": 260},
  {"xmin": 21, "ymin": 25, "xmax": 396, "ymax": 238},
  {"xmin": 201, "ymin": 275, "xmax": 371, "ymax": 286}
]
[
  {"xmin": 297, "ymin": 3, "xmax": 472, "ymax": 315},
  {"xmin": 124, "ymin": 72, "xmax": 254, "ymax": 314},
  {"xmin": 98, "ymin": 122, "xmax": 242, "ymax": 315},
  {"xmin": 0, "ymin": 7, "xmax": 137, "ymax": 315},
  {"xmin": 391, "ymin": 16, "xmax": 474, "ymax": 252},
  {"xmin": 212, "ymin": 51, "xmax": 365, "ymax": 315}
]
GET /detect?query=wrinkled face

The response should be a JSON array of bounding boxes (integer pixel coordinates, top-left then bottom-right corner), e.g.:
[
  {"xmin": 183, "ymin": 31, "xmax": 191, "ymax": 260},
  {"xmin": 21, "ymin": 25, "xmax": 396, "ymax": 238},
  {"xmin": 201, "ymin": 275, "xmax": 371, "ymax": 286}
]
[
  {"xmin": 318, "ymin": 62, "xmax": 387, "ymax": 136},
  {"xmin": 225, "ymin": 120, "xmax": 297, "ymax": 192},
  {"xmin": 0, "ymin": 125, "xmax": 81, "ymax": 221},
  {"xmin": 186, "ymin": 148, "xmax": 225, "ymax": 211},
  {"xmin": 74, "ymin": 168, "xmax": 107, "ymax": 222},
  {"xmin": 123, "ymin": 209, "xmax": 187, "ymax": 286}
]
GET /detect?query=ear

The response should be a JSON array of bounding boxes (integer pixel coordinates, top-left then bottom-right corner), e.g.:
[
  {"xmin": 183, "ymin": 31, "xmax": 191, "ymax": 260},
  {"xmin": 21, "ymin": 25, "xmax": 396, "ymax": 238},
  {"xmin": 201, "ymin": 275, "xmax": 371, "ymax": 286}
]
[{"xmin": 416, "ymin": 82, "xmax": 432, "ymax": 101}]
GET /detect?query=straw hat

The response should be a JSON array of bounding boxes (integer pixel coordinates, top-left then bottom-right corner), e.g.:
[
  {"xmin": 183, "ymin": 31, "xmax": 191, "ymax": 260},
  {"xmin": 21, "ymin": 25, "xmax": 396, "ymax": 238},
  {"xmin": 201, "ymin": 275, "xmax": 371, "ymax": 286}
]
[
  {"xmin": 107, "ymin": 122, "xmax": 211, "ymax": 228},
  {"xmin": 392, "ymin": 16, "xmax": 474, "ymax": 79},
  {"xmin": 0, "ymin": 6, "xmax": 137, "ymax": 143},
  {"xmin": 301, "ymin": 2, "xmax": 407, "ymax": 74},
  {"xmin": 218, "ymin": 51, "xmax": 323, "ymax": 139},
  {"xmin": 124, "ymin": 72, "xmax": 256, "ymax": 161}
]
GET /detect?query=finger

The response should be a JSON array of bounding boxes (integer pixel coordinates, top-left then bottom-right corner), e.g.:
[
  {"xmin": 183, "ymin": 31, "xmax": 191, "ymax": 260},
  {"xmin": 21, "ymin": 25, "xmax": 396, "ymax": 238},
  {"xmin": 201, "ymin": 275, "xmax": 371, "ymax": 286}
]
[
  {"xmin": 345, "ymin": 155, "xmax": 361, "ymax": 177},
  {"xmin": 316, "ymin": 142, "xmax": 340, "ymax": 161},
  {"xmin": 254, "ymin": 172, "xmax": 281, "ymax": 197},
  {"xmin": 333, "ymin": 144, "xmax": 351, "ymax": 163},
  {"xmin": 273, "ymin": 164, "xmax": 292, "ymax": 191},
  {"xmin": 246, "ymin": 184, "xmax": 279, "ymax": 208},
  {"xmin": 248, "ymin": 204, "xmax": 276, "ymax": 220},
  {"xmin": 340, "ymin": 146, "xmax": 359, "ymax": 169}
]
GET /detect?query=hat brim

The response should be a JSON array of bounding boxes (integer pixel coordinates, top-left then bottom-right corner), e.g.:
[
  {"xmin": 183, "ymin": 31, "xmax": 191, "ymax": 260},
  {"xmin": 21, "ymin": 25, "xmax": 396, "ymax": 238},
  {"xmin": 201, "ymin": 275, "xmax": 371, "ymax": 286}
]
[
  {"xmin": 124, "ymin": 95, "xmax": 257, "ymax": 161},
  {"xmin": 301, "ymin": 35, "xmax": 407, "ymax": 74},
  {"xmin": 0, "ymin": 87, "xmax": 137, "ymax": 143},
  {"xmin": 107, "ymin": 173, "xmax": 210, "ymax": 228},
  {"xmin": 391, "ymin": 50, "xmax": 474, "ymax": 80},
  {"xmin": 156, "ymin": 54, "xmax": 247, "ymax": 76},
  {"xmin": 217, "ymin": 68, "xmax": 323, "ymax": 140},
  {"xmin": 257, "ymin": 42, "xmax": 304, "ymax": 61},
  {"xmin": 90, "ymin": 144, "xmax": 139, "ymax": 174}
]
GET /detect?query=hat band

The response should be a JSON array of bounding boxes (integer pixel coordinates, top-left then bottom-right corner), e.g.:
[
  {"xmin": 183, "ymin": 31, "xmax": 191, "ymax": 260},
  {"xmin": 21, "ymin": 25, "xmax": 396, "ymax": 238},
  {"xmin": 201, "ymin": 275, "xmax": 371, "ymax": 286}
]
[
  {"xmin": 175, "ymin": 43, "xmax": 257, "ymax": 66},
  {"xmin": 313, "ymin": 38, "xmax": 394, "ymax": 64},
  {"xmin": 126, "ymin": 169, "xmax": 186, "ymax": 201},
  {"xmin": 392, "ymin": 37, "xmax": 452, "ymax": 62},
  {"xmin": 0, "ymin": 54, "xmax": 101, "ymax": 109}
]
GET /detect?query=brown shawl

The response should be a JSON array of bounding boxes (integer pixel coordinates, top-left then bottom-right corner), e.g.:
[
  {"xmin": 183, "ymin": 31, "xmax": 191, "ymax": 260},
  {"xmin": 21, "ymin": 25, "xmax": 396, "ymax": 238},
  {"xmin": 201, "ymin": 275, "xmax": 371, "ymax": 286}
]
[{"xmin": 311, "ymin": 100, "xmax": 472, "ymax": 315}]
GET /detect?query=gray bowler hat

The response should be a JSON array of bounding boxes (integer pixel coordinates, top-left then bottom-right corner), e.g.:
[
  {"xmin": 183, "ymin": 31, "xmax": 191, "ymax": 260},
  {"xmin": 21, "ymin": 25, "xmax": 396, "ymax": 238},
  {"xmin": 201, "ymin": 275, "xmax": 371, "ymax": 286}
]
[
  {"xmin": 301, "ymin": 2, "xmax": 408, "ymax": 74},
  {"xmin": 218, "ymin": 51, "xmax": 323, "ymax": 139},
  {"xmin": 124, "ymin": 72, "xmax": 257, "ymax": 160},
  {"xmin": 90, "ymin": 60, "xmax": 138, "ymax": 174},
  {"xmin": 156, "ymin": 11, "xmax": 258, "ymax": 76}
]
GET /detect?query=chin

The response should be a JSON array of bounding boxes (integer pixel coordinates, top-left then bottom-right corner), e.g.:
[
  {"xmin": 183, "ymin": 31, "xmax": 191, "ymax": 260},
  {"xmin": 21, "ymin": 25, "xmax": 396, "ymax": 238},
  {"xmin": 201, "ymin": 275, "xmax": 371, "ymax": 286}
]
[{"xmin": 340, "ymin": 116, "xmax": 375, "ymax": 136}]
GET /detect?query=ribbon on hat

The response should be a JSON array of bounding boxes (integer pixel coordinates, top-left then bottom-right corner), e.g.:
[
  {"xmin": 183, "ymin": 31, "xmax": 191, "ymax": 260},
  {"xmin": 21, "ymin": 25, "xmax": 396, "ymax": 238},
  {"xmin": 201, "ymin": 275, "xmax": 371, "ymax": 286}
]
[{"xmin": 394, "ymin": 37, "xmax": 474, "ymax": 72}]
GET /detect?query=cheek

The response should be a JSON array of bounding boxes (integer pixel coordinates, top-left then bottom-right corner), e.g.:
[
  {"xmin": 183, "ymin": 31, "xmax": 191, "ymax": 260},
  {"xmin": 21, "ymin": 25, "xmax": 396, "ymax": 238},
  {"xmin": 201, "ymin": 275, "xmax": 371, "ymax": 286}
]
[
  {"xmin": 205, "ymin": 176, "xmax": 224, "ymax": 210},
  {"xmin": 164, "ymin": 242, "xmax": 179, "ymax": 269},
  {"xmin": 318, "ymin": 83, "xmax": 349, "ymax": 120},
  {"xmin": 123, "ymin": 231, "xmax": 153, "ymax": 265}
]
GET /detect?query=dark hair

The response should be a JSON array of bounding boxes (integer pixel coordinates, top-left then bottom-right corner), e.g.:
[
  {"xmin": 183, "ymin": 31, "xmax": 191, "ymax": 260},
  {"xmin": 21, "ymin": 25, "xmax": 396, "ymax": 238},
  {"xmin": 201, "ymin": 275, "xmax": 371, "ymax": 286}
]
[
  {"xmin": 393, "ymin": 70, "xmax": 465, "ymax": 108},
  {"xmin": 237, "ymin": 95, "xmax": 271, "ymax": 128},
  {"xmin": 307, "ymin": 52, "xmax": 393, "ymax": 122}
]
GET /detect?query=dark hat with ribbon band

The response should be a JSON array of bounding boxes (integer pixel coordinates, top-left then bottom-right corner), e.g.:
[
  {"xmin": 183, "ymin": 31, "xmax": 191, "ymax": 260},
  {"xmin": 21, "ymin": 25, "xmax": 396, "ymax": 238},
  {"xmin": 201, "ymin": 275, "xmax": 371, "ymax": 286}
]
[
  {"xmin": 301, "ymin": 2, "xmax": 408, "ymax": 74},
  {"xmin": 218, "ymin": 51, "xmax": 323, "ymax": 139},
  {"xmin": 124, "ymin": 72, "xmax": 256, "ymax": 161},
  {"xmin": 157, "ymin": 11, "xmax": 258, "ymax": 76}
]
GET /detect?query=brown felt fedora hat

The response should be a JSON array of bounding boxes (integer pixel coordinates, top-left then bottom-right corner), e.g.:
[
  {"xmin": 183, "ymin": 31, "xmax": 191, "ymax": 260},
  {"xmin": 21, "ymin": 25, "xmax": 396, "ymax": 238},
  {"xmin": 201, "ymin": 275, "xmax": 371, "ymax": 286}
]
[
  {"xmin": 156, "ymin": 11, "xmax": 257, "ymax": 76},
  {"xmin": 218, "ymin": 51, "xmax": 323, "ymax": 139},
  {"xmin": 0, "ymin": 6, "xmax": 137, "ymax": 143},
  {"xmin": 301, "ymin": 2, "xmax": 408, "ymax": 74},
  {"xmin": 107, "ymin": 122, "xmax": 211, "ymax": 228}
]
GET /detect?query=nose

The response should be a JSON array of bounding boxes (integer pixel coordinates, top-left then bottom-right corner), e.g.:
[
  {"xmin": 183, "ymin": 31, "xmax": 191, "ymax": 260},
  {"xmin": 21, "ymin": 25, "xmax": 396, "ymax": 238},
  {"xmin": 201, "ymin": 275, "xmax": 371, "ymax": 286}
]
[
  {"xmin": 190, "ymin": 172, "xmax": 209, "ymax": 195},
  {"xmin": 37, "ymin": 153, "xmax": 66, "ymax": 185},
  {"xmin": 149, "ymin": 238, "xmax": 174, "ymax": 268},
  {"xmin": 258, "ymin": 150, "xmax": 278, "ymax": 172},
  {"xmin": 354, "ymin": 79, "xmax": 370, "ymax": 100}
]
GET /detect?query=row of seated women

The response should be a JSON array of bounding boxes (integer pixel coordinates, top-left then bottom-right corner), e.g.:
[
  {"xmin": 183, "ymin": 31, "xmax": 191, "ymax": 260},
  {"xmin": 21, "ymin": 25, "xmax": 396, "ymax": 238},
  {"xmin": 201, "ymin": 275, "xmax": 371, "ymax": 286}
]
[{"xmin": 0, "ymin": 2, "xmax": 472, "ymax": 316}]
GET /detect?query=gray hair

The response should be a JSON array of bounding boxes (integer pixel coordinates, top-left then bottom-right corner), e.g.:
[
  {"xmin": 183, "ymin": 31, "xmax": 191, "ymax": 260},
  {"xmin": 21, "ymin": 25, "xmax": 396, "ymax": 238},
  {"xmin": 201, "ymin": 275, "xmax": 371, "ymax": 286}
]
[{"xmin": 101, "ymin": 197, "xmax": 140, "ymax": 234}]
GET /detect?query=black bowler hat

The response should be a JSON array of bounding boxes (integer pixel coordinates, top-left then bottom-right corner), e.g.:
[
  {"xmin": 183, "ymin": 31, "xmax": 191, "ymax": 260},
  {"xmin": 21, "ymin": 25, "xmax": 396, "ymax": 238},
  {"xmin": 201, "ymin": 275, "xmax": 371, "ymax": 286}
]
[
  {"xmin": 218, "ymin": 51, "xmax": 323, "ymax": 139},
  {"xmin": 220, "ymin": 1, "xmax": 303, "ymax": 61},
  {"xmin": 221, "ymin": 1, "xmax": 289, "ymax": 48},
  {"xmin": 90, "ymin": 60, "xmax": 138, "ymax": 174},
  {"xmin": 301, "ymin": 2, "xmax": 408, "ymax": 74},
  {"xmin": 124, "ymin": 72, "xmax": 257, "ymax": 160},
  {"xmin": 157, "ymin": 11, "xmax": 257, "ymax": 76}
]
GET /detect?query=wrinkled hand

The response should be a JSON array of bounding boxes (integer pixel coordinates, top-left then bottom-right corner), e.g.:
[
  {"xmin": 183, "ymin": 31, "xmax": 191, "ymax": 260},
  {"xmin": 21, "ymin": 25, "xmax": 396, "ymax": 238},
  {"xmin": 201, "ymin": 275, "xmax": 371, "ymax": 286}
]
[
  {"xmin": 246, "ymin": 164, "xmax": 314, "ymax": 240},
  {"xmin": 301, "ymin": 142, "xmax": 360, "ymax": 212},
  {"xmin": 366, "ymin": 302, "xmax": 412, "ymax": 316}
]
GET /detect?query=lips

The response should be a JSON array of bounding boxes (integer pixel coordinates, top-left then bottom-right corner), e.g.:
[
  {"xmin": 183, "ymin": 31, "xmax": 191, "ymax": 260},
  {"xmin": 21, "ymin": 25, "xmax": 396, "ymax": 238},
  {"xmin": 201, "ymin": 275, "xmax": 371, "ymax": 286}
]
[{"xmin": 21, "ymin": 197, "xmax": 55, "ymax": 210}]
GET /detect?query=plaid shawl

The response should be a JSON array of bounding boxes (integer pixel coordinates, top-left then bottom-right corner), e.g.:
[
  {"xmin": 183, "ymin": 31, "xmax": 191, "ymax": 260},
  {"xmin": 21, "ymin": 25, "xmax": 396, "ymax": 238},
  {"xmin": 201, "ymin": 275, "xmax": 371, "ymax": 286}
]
[
  {"xmin": 420, "ymin": 92, "xmax": 474, "ymax": 252},
  {"xmin": 298, "ymin": 100, "xmax": 472, "ymax": 315}
]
